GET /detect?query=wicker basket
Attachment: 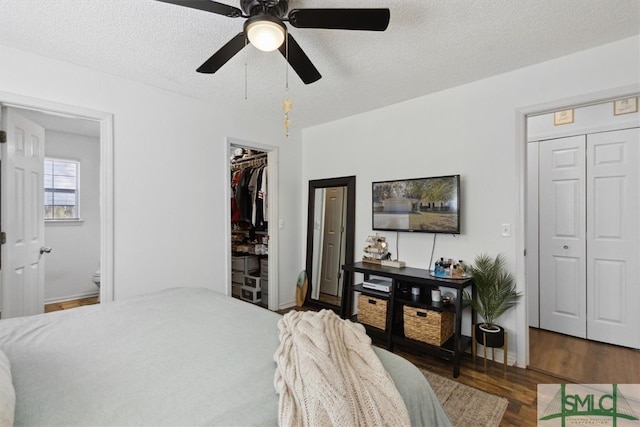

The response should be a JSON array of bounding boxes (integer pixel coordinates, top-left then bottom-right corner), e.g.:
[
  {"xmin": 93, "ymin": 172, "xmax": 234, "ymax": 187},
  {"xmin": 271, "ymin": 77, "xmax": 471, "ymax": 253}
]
[
  {"xmin": 357, "ymin": 294, "xmax": 387, "ymax": 330},
  {"xmin": 403, "ymin": 305, "xmax": 454, "ymax": 346}
]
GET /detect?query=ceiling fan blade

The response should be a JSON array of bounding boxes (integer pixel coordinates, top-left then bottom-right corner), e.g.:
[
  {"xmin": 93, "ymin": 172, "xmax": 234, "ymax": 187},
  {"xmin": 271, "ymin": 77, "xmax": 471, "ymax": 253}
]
[
  {"xmin": 156, "ymin": 0, "xmax": 243, "ymax": 18},
  {"xmin": 287, "ymin": 8, "xmax": 390, "ymax": 31},
  {"xmin": 197, "ymin": 32, "xmax": 247, "ymax": 74},
  {"xmin": 278, "ymin": 34, "xmax": 321, "ymax": 85}
]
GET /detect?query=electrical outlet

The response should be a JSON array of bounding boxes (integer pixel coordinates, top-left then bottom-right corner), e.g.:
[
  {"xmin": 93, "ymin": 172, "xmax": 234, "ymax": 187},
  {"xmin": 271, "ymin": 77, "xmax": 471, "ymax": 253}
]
[{"xmin": 501, "ymin": 223, "xmax": 511, "ymax": 237}]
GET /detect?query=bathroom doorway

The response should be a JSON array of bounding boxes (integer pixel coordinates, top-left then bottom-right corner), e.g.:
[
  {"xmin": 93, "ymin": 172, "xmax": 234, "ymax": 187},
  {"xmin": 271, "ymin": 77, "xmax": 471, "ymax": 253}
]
[
  {"xmin": 19, "ymin": 109, "xmax": 102, "ymax": 307},
  {"xmin": 0, "ymin": 94, "xmax": 114, "ymax": 317}
]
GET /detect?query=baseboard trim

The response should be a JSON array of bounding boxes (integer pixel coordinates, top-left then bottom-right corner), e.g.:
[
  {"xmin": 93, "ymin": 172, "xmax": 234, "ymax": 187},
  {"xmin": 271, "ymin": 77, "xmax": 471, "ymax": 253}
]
[
  {"xmin": 278, "ymin": 301, "xmax": 297, "ymax": 311},
  {"xmin": 45, "ymin": 291, "xmax": 100, "ymax": 305}
]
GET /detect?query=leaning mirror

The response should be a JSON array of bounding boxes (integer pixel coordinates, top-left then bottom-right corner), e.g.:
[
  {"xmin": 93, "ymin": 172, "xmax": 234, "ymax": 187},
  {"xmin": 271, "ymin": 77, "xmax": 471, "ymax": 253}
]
[{"xmin": 305, "ymin": 176, "xmax": 356, "ymax": 315}]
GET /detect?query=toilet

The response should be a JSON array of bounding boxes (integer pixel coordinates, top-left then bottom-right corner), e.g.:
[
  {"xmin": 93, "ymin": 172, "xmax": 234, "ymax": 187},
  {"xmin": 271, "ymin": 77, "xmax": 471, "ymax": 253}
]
[
  {"xmin": 92, "ymin": 270, "xmax": 100, "ymax": 288},
  {"xmin": 92, "ymin": 270, "xmax": 101, "ymax": 301}
]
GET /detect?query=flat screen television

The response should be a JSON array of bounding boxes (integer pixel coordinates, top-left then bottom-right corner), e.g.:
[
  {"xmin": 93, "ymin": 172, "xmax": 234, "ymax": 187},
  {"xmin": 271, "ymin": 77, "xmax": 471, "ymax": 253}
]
[{"xmin": 372, "ymin": 174, "xmax": 460, "ymax": 234}]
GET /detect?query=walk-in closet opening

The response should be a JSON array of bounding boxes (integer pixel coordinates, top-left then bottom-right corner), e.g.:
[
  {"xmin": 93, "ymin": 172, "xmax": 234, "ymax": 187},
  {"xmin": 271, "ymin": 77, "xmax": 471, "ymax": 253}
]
[{"xmin": 229, "ymin": 145, "xmax": 270, "ymax": 309}]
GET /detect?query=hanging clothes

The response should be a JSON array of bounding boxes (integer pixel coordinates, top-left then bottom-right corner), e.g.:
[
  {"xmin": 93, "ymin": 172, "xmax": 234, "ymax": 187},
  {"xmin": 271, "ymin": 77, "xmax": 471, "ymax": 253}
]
[
  {"xmin": 237, "ymin": 166, "xmax": 254, "ymax": 227},
  {"xmin": 231, "ymin": 169, "xmax": 242, "ymax": 223},
  {"xmin": 230, "ymin": 151, "xmax": 267, "ymax": 229},
  {"xmin": 254, "ymin": 166, "xmax": 266, "ymax": 231}
]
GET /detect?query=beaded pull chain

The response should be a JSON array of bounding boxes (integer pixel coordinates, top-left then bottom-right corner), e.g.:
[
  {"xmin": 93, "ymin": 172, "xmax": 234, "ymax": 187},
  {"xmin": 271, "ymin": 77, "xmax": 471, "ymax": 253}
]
[{"xmin": 283, "ymin": 31, "xmax": 291, "ymax": 138}]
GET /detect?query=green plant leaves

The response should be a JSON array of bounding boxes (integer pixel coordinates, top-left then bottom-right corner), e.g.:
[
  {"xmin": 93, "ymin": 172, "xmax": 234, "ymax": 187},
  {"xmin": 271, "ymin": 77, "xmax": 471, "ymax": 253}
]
[{"xmin": 462, "ymin": 253, "xmax": 521, "ymax": 328}]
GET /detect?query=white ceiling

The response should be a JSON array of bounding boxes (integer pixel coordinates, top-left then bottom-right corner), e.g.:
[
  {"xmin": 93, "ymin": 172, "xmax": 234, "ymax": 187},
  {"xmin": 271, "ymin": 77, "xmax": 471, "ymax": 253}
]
[{"xmin": 1, "ymin": 0, "xmax": 639, "ymax": 132}]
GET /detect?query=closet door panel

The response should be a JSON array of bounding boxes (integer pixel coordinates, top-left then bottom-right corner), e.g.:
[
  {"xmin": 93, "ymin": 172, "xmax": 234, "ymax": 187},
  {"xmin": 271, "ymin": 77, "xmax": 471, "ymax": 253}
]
[
  {"xmin": 587, "ymin": 128, "xmax": 640, "ymax": 349},
  {"xmin": 539, "ymin": 135, "xmax": 587, "ymax": 338},
  {"xmin": 592, "ymin": 259, "xmax": 624, "ymax": 323}
]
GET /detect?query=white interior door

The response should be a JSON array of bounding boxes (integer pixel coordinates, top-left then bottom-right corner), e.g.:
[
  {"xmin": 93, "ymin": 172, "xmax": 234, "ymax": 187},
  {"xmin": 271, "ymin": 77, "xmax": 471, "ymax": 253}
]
[
  {"xmin": 586, "ymin": 128, "xmax": 640, "ymax": 349},
  {"xmin": 0, "ymin": 108, "xmax": 46, "ymax": 318},
  {"xmin": 539, "ymin": 135, "xmax": 587, "ymax": 338},
  {"xmin": 318, "ymin": 186, "xmax": 345, "ymax": 296}
]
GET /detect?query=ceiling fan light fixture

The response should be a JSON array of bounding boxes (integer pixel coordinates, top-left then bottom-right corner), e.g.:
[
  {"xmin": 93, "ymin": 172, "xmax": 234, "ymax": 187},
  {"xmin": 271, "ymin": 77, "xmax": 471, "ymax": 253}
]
[{"xmin": 245, "ymin": 14, "xmax": 286, "ymax": 52}]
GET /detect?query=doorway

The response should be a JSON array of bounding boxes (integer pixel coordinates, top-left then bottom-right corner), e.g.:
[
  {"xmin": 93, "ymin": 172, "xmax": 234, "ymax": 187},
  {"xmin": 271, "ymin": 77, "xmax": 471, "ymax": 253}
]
[
  {"xmin": 534, "ymin": 128, "xmax": 639, "ymax": 347},
  {"xmin": 20, "ymin": 109, "xmax": 101, "ymax": 308},
  {"xmin": 525, "ymin": 96, "xmax": 640, "ymax": 376},
  {"xmin": 227, "ymin": 138, "xmax": 279, "ymax": 311},
  {"xmin": 0, "ymin": 93, "xmax": 114, "ymax": 317}
]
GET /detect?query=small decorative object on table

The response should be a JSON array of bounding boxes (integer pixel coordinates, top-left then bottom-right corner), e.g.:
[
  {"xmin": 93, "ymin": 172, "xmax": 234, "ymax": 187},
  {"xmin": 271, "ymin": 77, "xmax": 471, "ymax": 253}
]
[
  {"xmin": 362, "ymin": 234, "xmax": 391, "ymax": 264},
  {"xmin": 362, "ymin": 234, "xmax": 390, "ymax": 264},
  {"xmin": 441, "ymin": 292, "xmax": 455, "ymax": 305},
  {"xmin": 432, "ymin": 258, "xmax": 468, "ymax": 278},
  {"xmin": 362, "ymin": 234, "xmax": 406, "ymax": 268}
]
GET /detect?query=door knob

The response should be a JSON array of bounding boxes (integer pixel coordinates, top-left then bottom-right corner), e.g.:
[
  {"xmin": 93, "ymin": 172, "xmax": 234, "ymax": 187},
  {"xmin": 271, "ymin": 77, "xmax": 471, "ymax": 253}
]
[
  {"xmin": 563, "ymin": 245, "xmax": 569, "ymax": 249},
  {"xmin": 40, "ymin": 247, "xmax": 52, "ymax": 255}
]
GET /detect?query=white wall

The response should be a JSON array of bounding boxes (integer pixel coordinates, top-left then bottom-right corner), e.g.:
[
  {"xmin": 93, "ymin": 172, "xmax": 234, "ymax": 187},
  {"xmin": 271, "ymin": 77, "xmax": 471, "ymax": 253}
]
[
  {"xmin": 302, "ymin": 36, "xmax": 640, "ymax": 366},
  {"xmin": 44, "ymin": 131, "xmax": 101, "ymax": 302},
  {"xmin": 0, "ymin": 45, "xmax": 303, "ymax": 307}
]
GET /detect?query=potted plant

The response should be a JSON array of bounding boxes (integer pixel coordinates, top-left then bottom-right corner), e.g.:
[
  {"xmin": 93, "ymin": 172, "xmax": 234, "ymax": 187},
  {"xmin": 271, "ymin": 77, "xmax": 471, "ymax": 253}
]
[{"xmin": 463, "ymin": 253, "xmax": 521, "ymax": 348}]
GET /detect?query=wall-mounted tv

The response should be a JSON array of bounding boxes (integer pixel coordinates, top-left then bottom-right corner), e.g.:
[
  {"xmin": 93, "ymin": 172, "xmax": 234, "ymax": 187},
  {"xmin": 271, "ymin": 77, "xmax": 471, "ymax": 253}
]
[{"xmin": 372, "ymin": 174, "xmax": 460, "ymax": 234}]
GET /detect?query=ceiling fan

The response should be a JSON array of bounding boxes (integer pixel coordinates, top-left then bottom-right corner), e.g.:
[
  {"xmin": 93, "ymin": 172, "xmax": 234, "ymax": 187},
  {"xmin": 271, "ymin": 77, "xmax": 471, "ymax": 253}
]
[{"xmin": 156, "ymin": 0, "xmax": 390, "ymax": 84}]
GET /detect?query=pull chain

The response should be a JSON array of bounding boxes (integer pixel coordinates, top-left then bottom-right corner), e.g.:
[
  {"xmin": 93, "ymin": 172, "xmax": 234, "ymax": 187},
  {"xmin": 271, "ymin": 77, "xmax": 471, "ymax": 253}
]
[
  {"xmin": 244, "ymin": 36, "xmax": 248, "ymax": 100},
  {"xmin": 283, "ymin": 32, "xmax": 292, "ymax": 138}
]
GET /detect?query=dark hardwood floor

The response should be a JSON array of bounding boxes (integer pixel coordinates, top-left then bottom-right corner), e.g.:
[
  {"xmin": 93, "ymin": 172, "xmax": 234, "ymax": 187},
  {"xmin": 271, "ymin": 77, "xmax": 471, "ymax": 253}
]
[
  {"xmin": 44, "ymin": 296, "xmax": 99, "ymax": 312},
  {"xmin": 393, "ymin": 346, "xmax": 564, "ymax": 426},
  {"xmin": 529, "ymin": 327, "xmax": 640, "ymax": 384}
]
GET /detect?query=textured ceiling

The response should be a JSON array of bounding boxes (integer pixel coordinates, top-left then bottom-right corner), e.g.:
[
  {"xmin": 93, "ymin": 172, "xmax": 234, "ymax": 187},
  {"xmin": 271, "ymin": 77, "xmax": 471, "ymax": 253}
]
[{"xmin": 1, "ymin": 0, "xmax": 639, "ymax": 132}]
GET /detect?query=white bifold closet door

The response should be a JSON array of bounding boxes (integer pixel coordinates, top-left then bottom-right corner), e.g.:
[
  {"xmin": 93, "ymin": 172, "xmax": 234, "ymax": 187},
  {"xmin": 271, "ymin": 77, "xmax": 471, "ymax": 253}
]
[
  {"xmin": 539, "ymin": 135, "xmax": 587, "ymax": 339},
  {"xmin": 539, "ymin": 128, "xmax": 640, "ymax": 349},
  {"xmin": 586, "ymin": 128, "xmax": 639, "ymax": 348}
]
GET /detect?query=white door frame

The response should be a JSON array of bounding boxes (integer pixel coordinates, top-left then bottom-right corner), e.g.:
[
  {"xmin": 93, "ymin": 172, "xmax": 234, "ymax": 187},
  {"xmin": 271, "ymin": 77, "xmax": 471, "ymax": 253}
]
[
  {"xmin": 0, "ymin": 91, "xmax": 115, "ymax": 304},
  {"xmin": 515, "ymin": 83, "xmax": 640, "ymax": 367},
  {"xmin": 226, "ymin": 137, "xmax": 279, "ymax": 311}
]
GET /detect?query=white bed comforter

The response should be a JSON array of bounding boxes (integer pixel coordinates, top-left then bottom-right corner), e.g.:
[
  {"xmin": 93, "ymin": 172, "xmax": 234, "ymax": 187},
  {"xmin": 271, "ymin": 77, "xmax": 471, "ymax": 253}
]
[{"xmin": 0, "ymin": 288, "xmax": 451, "ymax": 426}]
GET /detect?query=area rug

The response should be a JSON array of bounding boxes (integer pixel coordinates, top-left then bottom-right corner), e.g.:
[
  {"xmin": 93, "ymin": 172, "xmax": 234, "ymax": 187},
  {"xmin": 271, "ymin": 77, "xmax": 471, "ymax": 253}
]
[{"xmin": 421, "ymin": 369, "xmax": 508, "ymax": 427}]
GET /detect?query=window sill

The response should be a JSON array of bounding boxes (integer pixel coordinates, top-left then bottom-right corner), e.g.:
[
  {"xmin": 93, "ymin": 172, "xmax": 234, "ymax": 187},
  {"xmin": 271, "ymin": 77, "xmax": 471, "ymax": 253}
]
[{"xmin": 45, "ymin": 219, "xmax": 84, "ymax": 226}]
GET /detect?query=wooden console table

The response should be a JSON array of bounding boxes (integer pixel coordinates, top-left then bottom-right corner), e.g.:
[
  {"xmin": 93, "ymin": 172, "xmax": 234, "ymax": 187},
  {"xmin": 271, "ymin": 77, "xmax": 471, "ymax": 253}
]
[{"xmin": 341, "ymin": 262, "xmax": 475, "ymax": 377}]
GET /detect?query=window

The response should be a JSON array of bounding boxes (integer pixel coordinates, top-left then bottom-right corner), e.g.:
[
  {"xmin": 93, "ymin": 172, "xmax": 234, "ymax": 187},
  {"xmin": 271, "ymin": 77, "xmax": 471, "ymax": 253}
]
[{"xmin": 44, "ymin": 158, "xmax": 80, "ymax": 220}]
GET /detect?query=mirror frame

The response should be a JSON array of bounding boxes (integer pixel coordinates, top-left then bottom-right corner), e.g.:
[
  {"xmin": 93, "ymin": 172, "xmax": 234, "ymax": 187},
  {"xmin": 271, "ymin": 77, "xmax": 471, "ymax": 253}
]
[{"xmin": 304, "ymin": 176, "xmax": 356, "ymax": 317}]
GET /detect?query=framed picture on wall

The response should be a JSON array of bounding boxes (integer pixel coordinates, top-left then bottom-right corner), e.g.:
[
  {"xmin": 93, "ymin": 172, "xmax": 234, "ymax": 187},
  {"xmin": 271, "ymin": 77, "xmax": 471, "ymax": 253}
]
[{"xmin": 613, "ymin": 97, "xmax": 638, "ymax": 115}]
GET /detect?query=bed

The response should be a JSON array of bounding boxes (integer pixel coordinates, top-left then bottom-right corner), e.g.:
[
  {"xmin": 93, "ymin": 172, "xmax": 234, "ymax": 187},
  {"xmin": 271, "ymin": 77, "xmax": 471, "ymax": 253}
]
[{"xmin": 0, "ymin": 287, "xmax": 451, "ymax": 426}]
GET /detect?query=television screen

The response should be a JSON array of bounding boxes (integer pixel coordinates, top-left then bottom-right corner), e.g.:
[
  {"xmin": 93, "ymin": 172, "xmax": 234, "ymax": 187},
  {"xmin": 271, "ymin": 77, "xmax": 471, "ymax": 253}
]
[{"xmin": 372, "ymin": 175, "xmax": 460, "ymax": 234}]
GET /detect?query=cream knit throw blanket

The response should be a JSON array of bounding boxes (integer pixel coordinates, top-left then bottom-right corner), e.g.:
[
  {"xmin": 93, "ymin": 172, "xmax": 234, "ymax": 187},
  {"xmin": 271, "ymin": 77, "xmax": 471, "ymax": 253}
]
[{"xmin": 273, "ymin": 309, "xmax": 410, "ymax": 427}]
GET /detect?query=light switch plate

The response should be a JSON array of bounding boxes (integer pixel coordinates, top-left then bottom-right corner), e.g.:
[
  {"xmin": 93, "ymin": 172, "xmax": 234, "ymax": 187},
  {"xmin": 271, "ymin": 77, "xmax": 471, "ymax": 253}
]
[{"xmin": 501, "ymin": 223, "xmax": 511, "ymax": 237}]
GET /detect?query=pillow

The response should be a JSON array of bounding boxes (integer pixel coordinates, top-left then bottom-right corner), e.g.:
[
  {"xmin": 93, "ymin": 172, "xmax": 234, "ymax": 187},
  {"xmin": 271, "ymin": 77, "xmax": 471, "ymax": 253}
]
[{"xmin": 0, "ymin": 349, "xmax": 15, "ymax": 427}]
